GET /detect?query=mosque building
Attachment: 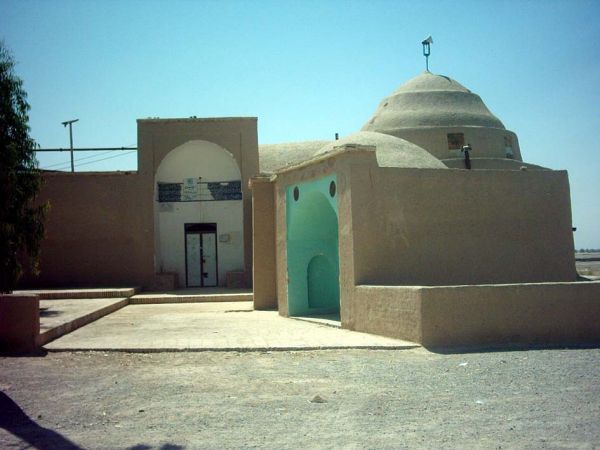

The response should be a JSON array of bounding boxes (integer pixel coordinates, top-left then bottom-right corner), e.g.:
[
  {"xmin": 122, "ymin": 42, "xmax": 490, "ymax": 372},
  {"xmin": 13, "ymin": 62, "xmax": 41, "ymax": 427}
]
[{"xmin": 27, "ymin": 66, "xmax": 600, "ymax": 346}]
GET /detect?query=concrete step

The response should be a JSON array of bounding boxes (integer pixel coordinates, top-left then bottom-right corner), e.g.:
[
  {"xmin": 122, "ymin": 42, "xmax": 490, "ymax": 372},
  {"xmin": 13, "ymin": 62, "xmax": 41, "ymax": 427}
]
[
  {"xmin": 15, "ymin": 287, "xmax": 139, "ymax": 300},
  {"xmin": 130, "ymin": 292, "xmax": 253, "ymax": 304}
]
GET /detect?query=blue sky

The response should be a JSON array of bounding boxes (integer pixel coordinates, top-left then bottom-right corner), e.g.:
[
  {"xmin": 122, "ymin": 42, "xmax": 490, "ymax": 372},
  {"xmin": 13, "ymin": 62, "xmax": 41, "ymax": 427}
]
[{"xmin": 3, "ymin": 0, "xmax": 599, "ymax": 248}]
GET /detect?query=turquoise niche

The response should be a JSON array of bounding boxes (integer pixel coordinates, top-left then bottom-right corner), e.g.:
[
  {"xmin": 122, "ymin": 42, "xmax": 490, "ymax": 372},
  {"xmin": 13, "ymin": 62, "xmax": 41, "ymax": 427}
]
[{"xmin": 286, "ymin": 175, "xmax": 340, "ymax": 316}]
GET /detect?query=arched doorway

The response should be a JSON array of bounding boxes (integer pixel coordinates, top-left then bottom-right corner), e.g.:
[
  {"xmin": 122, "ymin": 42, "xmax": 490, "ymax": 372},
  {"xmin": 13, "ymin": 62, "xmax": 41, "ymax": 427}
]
[
  {"xmin": 286, "ymin": 175, "xmax": 340, "ymax": 316},
  {"xmin": 154, "ymin": 140, "xmax": 244, "ymax": 287}
]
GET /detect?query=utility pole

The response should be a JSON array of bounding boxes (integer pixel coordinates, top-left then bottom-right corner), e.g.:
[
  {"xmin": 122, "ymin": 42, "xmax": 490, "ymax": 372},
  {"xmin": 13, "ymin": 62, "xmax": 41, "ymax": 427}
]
[{"xmin": 61, "ymin": 119, "xmax": 79, "ymax": 172}]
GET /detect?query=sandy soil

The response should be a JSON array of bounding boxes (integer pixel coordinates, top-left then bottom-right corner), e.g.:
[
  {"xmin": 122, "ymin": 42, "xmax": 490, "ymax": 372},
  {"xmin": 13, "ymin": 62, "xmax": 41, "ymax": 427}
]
[{"xmin": 1, "ymin": 347, "xmax": 599, "ymax": 449}]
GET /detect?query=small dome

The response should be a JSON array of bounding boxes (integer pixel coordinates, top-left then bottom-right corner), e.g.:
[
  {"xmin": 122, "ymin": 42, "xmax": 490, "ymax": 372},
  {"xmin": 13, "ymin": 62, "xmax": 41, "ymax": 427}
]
[
  {"xmin": 362, "ymin": 72, "xmax": 505, "ymax": 132},
  {"xmin": 259, "ymin": 140, "xmax": 330, "ymax": 173},
  {"xmin": 315, "ymin": 131, "xmax": 446, "ymax": 169}
]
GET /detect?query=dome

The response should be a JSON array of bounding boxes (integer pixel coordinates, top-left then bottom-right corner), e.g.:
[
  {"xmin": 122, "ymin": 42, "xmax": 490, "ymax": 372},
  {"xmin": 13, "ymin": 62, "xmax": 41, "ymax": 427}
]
[
  {"xmin": 259, "ymin": 140, "xmax": 330, "ymax": 173},
  {"xmin": 314, "ymin": 131, "xmax": 446, "ymax": 169},
  {"xmin": 362, "ymin": 72, "xmax": 505, "ymax": 132}
]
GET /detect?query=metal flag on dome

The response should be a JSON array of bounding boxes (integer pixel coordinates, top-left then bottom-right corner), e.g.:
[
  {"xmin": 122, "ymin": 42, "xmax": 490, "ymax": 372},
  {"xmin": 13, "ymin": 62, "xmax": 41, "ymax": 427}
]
[{"xmin": 422, "ymin": 36, "xmax": 433, "ymax": 71}]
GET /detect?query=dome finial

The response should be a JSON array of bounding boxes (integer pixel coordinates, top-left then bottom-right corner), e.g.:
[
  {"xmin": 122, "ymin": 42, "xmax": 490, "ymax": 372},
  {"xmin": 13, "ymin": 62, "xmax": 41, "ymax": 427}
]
[{"xmin": 421, "ymin": 36, "xmax": 433, "ymax": 72}]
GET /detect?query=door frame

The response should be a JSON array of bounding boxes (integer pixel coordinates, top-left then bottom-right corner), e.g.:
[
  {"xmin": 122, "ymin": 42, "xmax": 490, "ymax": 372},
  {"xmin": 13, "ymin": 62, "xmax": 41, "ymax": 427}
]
[{"xmin": 184, "ymin": 223, "xmax": 218, "ymax": 287}]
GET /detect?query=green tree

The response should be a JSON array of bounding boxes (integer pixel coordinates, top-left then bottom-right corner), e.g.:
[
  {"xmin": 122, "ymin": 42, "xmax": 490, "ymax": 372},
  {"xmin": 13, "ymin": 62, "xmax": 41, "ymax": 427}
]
[{"xmin": 0, "ymin": 41, "xmax": 48, "ymax": 293}]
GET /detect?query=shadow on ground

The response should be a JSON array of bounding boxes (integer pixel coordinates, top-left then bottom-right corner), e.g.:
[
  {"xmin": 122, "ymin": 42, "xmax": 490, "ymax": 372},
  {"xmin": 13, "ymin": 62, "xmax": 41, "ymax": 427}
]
[
  {"xmin": 0, "ymin": 348, "xmax": 48, "ymax": 357},
  {"xmin": 426, "ymin": 342, "xmax": 600, "ymax": 355},
  {"xmin": 0, "ymin": 391, "xmax": 82, "ymax": 449},
  {"xmin": 39, "ymin": 307, "xmax": 62, "ymax": 318},
  {"xmin": 127, "ymin": 445, "xmax": 184, "ymax": 450}
]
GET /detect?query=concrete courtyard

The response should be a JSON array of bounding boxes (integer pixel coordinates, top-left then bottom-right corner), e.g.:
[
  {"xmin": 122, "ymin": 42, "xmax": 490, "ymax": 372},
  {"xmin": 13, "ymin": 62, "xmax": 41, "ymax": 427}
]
[{"xmin": 43, "ymin": 302, "xmax": 416, "ymax": 352}]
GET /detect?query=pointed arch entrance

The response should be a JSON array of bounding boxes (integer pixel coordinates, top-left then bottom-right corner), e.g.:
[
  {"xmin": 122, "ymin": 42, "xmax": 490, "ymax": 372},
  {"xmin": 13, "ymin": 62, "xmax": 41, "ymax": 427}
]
[
  {"xmin": 154, "ymin": 140, "xmax": 244, "ymax": 287},
  {"xmin": 286, "ymin": 175, "xmax": 340, "ymax": 316}
]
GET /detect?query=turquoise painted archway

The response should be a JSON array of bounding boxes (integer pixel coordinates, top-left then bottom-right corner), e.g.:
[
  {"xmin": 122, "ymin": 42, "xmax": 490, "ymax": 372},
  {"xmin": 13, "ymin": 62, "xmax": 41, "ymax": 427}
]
[{"xmin": 286, "ymin": 175, "xmax": 339, "ymax": 316}]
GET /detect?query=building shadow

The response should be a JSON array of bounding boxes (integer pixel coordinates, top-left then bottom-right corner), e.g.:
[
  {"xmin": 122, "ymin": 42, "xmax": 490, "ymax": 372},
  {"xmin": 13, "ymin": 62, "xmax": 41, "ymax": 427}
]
[
  {"xmin": 0, "ymin": 347, "xmax": 48, "ymax": 357},
  {"xmin": 127, "ymin": 445, "xmax": 185, "ymax": 450},
  {"xmin": 0, "ymin": 391, "xmax": 82, "ymax": 449},
  {"xmin": 425, "ymin": 342, "xmax": 600, "ymax": 355}
]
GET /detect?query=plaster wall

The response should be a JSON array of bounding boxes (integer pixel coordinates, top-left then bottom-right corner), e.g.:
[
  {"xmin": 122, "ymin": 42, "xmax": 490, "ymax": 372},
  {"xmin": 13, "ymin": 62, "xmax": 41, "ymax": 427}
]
[
  {"xmin": 22, "ymin": 172, "xmax": 154, "ymax": 288},
  {"xmin": 351, "ymin": 166, "xmax": 576, "ymax": 286},
  {"xmin": 251, "ymin": 180, "xmax": 277, "ymax": 309}
]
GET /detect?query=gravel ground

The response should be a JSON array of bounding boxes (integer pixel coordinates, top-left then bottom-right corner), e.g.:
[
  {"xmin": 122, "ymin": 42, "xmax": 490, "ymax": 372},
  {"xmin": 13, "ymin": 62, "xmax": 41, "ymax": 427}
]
[{"xmin": 1, "ymin": 347, "xmax": 599, "ymax": 449}]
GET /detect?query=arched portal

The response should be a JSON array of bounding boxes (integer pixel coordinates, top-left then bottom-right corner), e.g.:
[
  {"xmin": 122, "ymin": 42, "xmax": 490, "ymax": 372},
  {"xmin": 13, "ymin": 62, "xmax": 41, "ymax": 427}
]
[
  {"xmin": 154, "ymin": 140, "xmax": 244, "ymax": 287},
  {"xmin": 286, "ymin": 175, "xmax": 339, "ymax": 316}
]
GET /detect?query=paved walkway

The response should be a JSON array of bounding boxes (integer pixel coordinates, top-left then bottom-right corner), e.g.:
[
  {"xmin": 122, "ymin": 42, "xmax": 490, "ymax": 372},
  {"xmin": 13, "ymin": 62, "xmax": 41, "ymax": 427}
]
[{"xmin": 44, "ymin": 302, "xmax": 418, "ymax": 352}]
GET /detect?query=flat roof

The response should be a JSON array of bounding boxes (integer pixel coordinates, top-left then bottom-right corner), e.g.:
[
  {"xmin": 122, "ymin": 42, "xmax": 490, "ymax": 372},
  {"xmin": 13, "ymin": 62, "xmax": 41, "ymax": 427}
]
[{"xmin": 136, "ymin": 116, "xmax": 257, "ymax": 123}]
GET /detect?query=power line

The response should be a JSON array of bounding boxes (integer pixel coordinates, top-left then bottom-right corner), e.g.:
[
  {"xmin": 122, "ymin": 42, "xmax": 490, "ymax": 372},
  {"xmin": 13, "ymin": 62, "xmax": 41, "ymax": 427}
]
[
  {"xmin": 67, "ymin": 150, "xmax": 137, "ymax": 168},
  {"xmin": 42, "ymin": 150, "xmax": 137, "ymax": 171},
  {"xmin": 36, "ymin": 146, "xmax": 137, "ymax": 152},
  {"xmin": 41, "ymin": 149, "xmax": 121, "ymax": 169}
]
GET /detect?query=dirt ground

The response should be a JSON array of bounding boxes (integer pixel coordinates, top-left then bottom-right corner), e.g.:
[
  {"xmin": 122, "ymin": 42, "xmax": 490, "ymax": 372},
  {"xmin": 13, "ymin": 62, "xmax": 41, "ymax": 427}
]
[
  {"xmin": 576, "ymin": 252, "xmax": 600, "ymax": 278},
  {"xmin": 577, "ymin": 261, "xmax": 600, "ymax": 278},
  {"xmin": 1, "ymin": 347, "xmax": 599, "ymax": 449}
]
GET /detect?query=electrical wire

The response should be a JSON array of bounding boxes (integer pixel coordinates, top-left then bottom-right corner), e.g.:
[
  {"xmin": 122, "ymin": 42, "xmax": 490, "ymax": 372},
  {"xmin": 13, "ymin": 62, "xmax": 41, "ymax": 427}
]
[
  {"xmin": 40, "ymin": 150, "xmax": 137, "ymax": 171},
  {"xmin": 69, "ymin": 150, "xmax": 137, "ymax": 168},
  {"xmin": 41, "ymin": 149, "xmax": 120, "ymax": 169}
]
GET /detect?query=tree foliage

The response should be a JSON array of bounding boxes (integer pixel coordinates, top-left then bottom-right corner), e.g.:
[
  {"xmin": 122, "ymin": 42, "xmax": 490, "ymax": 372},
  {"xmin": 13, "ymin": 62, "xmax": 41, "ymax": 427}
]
[{"xmin": 0, "ymin": 41, "xmax": 48, "ymax": 293}]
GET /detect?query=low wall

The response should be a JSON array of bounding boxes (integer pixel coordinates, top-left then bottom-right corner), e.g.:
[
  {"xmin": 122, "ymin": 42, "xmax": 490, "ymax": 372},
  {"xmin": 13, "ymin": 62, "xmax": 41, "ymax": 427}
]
[
  {"xmin": 0, "ymin": 294, "xmax": 40, "ymax": 352},
  {"xmin": 345, "ymin": 286, "xmax": 422, "ymax": 343},
  {"xmin": 352, "ymin": 281, "xmax": 600, "ymax": 347},
  {"xmin": 420, "ymin": 282, "xmax": 600, "ymax": 347}
]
